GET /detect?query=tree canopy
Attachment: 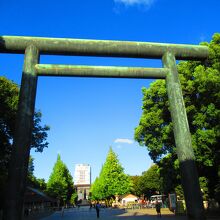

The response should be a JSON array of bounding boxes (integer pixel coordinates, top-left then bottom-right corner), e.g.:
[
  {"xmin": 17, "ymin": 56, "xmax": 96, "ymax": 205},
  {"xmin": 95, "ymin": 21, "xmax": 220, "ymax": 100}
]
[
  {"xmin": 134, "ymin": 33, "xmax": 220, "ymax": 201},
  {"xmin": 27, "ymin": 156, "xmax": 47, "ymax": 191},
  {"xmin": 129, "ymin": 175, "xmax": 142, "ymax": 196},
  {"xmin": 0, "ymin": 76, "xmax": 49, "ymax": 171},
  {"xmin": 0, "ymin": 76, "xmax": 50, "ymax": 207},
  {"xmin": 138, "ymin": 164, "xmax": 162, "ymax": 198},
  {"xmin": 91, "ymin": 147, "xmax": 132, "ymax": 201},
  {"xmin": 129, "ymin": 164, "xmax": 162, "ymax": 199},
  {"xmin": 47, "ymin": 154, "xmax": 74, "ymax": 205}
]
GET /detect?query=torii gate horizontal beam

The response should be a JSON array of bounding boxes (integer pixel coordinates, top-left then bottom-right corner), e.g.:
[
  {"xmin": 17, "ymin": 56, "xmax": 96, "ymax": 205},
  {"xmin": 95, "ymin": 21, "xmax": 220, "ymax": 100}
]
[
  {"xmin": 0, "ymin": 36, "xmax": 208, "ymax": 60},
  {"xmin": 35, "ymin": 64, "xmax": 168, "ymax": 79}
]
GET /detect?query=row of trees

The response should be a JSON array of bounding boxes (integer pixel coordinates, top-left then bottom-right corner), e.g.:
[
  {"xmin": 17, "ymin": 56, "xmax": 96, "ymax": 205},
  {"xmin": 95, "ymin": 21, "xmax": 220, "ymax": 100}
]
[
  {"xmin": 134, "ymin": 33, "xmax": 220, "ymax": 202},
  {"xmin": 27, "ymin": 153, "xmax": 77, "ymax": 206},
  {"xmin": 0, "ymin": 76, "xmax": 76, "ymax": 206},
  {"xmin": 90, "ymin": 148, "xmax": 165, "ymax": 203},
  {"xmin": 27, "ymin": 154, "xmax": 77, "ymax": 206},
  {"xmin": 130, "ymin": 163, "xmax": 210, "ymax": 201},
  {"xmin": 0, "ymin": 76, "xmax": 50, "ymax": 208},
  {"xmin": 48, "ymin": 149, "xmax": 165, "ymax": 205}
]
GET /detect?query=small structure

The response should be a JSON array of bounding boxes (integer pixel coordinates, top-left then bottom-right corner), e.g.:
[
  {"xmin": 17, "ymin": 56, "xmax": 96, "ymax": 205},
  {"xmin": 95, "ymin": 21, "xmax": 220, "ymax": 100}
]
[
  {"xmin": 24, "ymin": 187, "xmax": 57, "ymax": 214},
  {"xmin": 121, "ymin": 194, "xmax": 138, "ymax": 206}
]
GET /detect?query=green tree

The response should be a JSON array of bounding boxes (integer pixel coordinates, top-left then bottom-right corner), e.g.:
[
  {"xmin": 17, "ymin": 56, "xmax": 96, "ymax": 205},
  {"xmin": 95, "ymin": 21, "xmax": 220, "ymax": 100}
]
[
  {"xmin": 91, "ymin": 177, "xmax": 104, "ymax": 200},
  {"xmin": 70, "ymin": 191, "xmax": 78, "ymax": 205},
  {"xmin": 0, "ymin": 76, "xmax": 49, "ymax": 208},
  {"xmin": 134, "ymin": 33, "xmax": 220, "ymax": 200},
  {"xmin": 27, "ymin": 156, "xmax": 47, "ymax": 191},
  {"xmin": 0, "ymin": 77, "xmax": 49, "ymax": 165},
  {"xmin": 47, "ymin": 154, "xmax": 74, "ymax": 205},
  {"xmin": 129, "ymin": 175, "xmax": 142, "ymax": 196},
  {"xmin": 199, "ymin": 177, "xmax": 209, "ymax": 201},
  {"xmin": 174, "ymin": 176, "xmax": 208, "ymax": 201},
  {"xmin": 0, "ymin": 76, "xmax": 19, "ymax": 179},
  {"xmin": 137, "ymin": 164, "xmax": 162, "ymax": 199},
  {"xmin": 158, "ymin": 154, "xmax": 180, "ymax": 195},
  {"xmin": 91, "ymin": 147, "xmax": 132, "ymax": 202},
  {"xmin": 28, "ymin": 156, "xmax": 35, "ymax": 177},
  {"xmin": 175, "ymin": 184, "xmax": 184, "ymax": 200}
]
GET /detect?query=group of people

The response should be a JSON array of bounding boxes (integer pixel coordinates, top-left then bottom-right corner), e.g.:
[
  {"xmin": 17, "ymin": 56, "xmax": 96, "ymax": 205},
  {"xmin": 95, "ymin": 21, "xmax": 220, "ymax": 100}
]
[
  {"xmin": 93, "ymin": 200, "xmax": 162, "ymax": 219},
  {"xmin": 61, "ymin": 200, "xmax": 161, "ymax": 218}
]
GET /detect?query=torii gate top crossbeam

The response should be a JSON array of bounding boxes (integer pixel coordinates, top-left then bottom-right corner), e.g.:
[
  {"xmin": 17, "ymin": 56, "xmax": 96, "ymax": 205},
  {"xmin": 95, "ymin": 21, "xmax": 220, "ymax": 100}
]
[{"xmin": 0, "ymin": 36, "xmax": 208, "ymax": 60}]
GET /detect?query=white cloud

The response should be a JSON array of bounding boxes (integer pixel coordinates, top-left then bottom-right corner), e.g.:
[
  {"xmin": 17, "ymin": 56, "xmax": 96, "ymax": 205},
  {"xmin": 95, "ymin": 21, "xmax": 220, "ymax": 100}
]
[
  {"xmin": 114, "ymin": 138, "xmax": 134, "ymax": 144},
  {"xmin": 114, "ymin": 0, "xmax": 155, "ymax": 6}
]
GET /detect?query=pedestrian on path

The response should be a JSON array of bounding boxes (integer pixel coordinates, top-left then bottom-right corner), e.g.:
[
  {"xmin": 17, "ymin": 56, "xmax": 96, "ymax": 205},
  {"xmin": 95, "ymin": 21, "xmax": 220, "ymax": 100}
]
[
  {"xmin": 95, "ymin": 201, "xmax": 101, "ymax": 218},
  {"xmin": 61, "ymin": 206, "xmax": 64, "ymax": 217},
  {"xmin": 90, "ymin": 202, "xmax": 93, "ymax": 211},
  {"xmin": 155, "ymin": 200, "xmax": 161, "ymax": 218}
]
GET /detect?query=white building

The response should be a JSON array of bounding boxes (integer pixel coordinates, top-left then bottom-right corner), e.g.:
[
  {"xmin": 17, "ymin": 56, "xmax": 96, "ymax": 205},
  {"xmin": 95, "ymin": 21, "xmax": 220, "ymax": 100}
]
[
  {"xmin": 121, "ymin": 194, "xmax": 138, "ymax": 206},
  {"xmin": 74, "ymin": 164, "xmax": 91, "ymax": 185},
  {"xmin": 74, "ymin": 164, "xmax": 91, "ymax": 201}
]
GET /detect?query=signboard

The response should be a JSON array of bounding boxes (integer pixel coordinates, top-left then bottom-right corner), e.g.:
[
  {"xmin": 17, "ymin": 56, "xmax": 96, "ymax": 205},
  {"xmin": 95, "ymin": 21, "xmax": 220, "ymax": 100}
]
[{"xmin": 169, "ymin": 193, "xmax": 176, "ymax": 210}]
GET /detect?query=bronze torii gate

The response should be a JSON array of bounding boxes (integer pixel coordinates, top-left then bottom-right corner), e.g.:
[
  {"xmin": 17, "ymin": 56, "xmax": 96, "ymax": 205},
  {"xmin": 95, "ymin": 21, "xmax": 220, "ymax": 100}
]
[{"xmin": 0, "ymin": 36, "xmax": 208, "ymax": 220}]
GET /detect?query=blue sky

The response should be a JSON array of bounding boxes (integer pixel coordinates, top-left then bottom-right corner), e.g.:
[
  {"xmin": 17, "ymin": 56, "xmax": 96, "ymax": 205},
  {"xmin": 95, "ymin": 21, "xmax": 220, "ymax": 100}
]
[{"xmin": 0, "ymin": 0, "xmax": 219, "ymax": 182}]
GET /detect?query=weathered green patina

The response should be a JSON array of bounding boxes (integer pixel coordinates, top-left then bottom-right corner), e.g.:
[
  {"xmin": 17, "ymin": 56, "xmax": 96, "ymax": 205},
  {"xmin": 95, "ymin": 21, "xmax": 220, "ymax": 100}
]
[
  {"xmin": 35, "ymin": 64, "xmax": 168, "ymax": 79},
  {"xmin": 4, "ymin": 45, "xmax": 39, "ymax": 220},
  {"xmin": 163, "ymin": 52, "xmax": 205, "ymax": 220},
  {"xmin": 0, "ymin": 36, "xmax": 208, "ymax": 220},
  {"xmin": 0, "ymin": 35, "xmax": 208, "ymax": 60}
]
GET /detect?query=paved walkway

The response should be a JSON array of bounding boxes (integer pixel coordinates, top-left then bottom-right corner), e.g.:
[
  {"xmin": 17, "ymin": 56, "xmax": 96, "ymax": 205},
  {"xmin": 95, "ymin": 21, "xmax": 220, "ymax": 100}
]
[{"xmin": 40, "ymin": 207, "xmax": 188, "ymax": 220}]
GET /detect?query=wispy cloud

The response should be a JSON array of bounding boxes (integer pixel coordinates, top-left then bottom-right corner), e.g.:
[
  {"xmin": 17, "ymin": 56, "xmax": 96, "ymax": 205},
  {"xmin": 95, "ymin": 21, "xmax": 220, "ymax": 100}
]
[
  {"xmin": 114, "ymin": 0, "xmax": 156, "ymax": 7},
  {"xmin": 114, "ymin": 138, "xmax": 134, "ymax": 144}
]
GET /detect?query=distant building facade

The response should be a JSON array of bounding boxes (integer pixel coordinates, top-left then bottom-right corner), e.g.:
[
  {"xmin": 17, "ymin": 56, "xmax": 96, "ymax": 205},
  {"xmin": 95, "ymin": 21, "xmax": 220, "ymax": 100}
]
[{"xmin": 74, "ymin": 164, "xmax": 91, "ymax": 201}]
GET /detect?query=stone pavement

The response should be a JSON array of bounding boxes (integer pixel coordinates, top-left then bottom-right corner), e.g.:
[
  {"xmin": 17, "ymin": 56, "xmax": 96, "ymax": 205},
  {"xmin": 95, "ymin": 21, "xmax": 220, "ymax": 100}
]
[{"xmin": 40, "ymin": 207, "xmax": 188, "ymax": 220}]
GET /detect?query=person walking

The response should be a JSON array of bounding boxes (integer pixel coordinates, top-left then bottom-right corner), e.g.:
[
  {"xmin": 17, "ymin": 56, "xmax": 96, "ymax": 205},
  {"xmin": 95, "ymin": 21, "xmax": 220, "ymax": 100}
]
[
  {"xmin": 95, "ymin": 201, "xmax": 101, "ymax": 218},
  {"xmin": 155, "ymin": 200, "xmax": 161, "ymax": 218},
  {"xmin": 89, "ymin": 202, "xmax": 93, "ymax": 211},
  {"xmin": 61, "ymin": 206, "xmax": 64, "ymax": 217}
]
